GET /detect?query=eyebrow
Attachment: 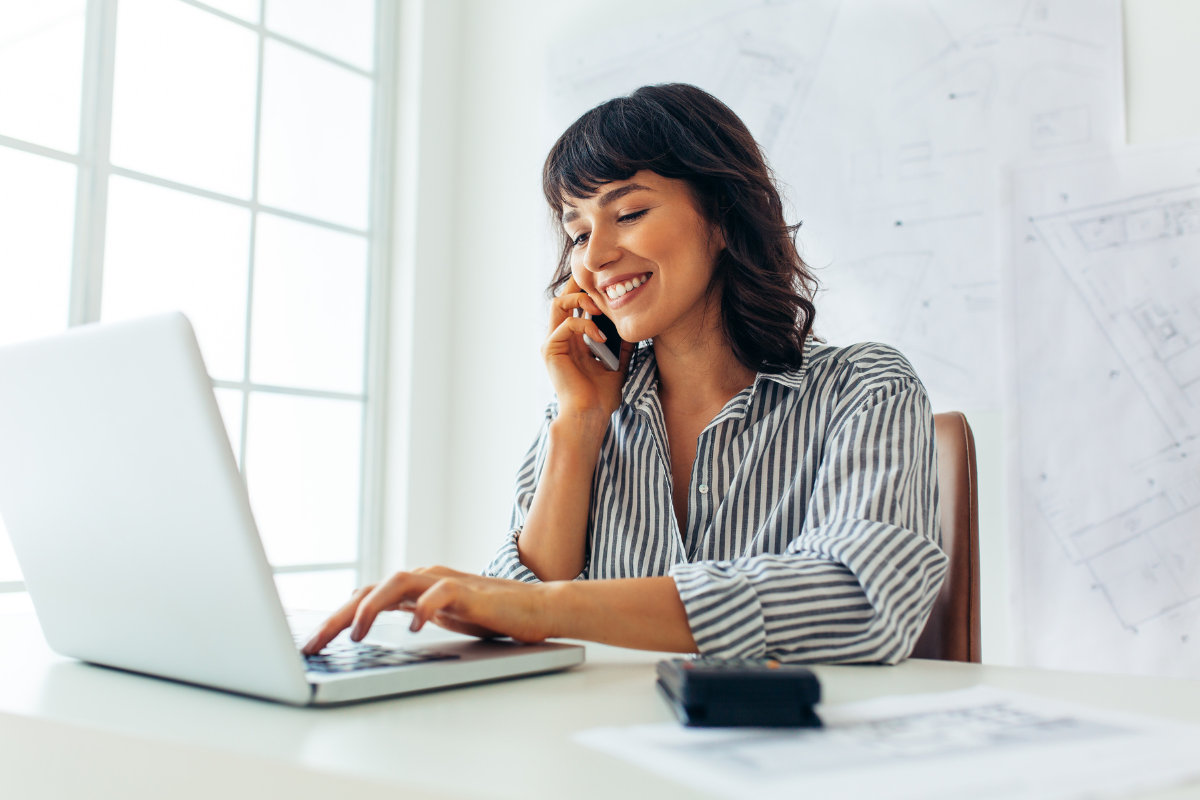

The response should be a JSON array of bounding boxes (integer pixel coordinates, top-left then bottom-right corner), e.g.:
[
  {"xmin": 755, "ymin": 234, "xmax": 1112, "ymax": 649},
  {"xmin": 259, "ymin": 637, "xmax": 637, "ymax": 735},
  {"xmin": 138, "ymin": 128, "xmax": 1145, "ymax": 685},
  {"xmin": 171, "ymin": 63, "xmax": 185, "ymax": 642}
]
[{"xmin": 562, "ymin": 183, "xmax": 653, "ymax": 224}]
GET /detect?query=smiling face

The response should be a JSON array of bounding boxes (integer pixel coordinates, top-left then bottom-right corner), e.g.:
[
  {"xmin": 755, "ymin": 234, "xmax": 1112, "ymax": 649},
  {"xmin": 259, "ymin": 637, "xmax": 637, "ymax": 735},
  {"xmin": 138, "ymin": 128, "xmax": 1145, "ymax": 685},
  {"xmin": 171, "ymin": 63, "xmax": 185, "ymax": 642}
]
[{"xmin": 562, "ymin": 170, "xmax": 725, "ymax": 345}]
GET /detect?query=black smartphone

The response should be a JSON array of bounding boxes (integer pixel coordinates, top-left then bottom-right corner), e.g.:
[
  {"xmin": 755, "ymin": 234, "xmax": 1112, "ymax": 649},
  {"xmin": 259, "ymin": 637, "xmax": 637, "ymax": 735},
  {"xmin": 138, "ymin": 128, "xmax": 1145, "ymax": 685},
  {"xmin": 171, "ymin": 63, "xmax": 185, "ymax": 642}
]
[{"xmin": 572, "ymin": 300, "xmax": 622, "ymax": 370}]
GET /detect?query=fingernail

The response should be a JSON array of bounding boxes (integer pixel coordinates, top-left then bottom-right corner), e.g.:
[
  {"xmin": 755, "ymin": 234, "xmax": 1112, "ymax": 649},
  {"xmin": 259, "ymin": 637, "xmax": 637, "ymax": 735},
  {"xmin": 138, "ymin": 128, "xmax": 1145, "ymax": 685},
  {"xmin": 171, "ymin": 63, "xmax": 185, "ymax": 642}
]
[
  {"xmin": 597, "ymin": 331, "xmax": 607, "ymax": 341},
  {"xmin": 409, "ymin": 616, "xmax": 421, "ymax": 632}
]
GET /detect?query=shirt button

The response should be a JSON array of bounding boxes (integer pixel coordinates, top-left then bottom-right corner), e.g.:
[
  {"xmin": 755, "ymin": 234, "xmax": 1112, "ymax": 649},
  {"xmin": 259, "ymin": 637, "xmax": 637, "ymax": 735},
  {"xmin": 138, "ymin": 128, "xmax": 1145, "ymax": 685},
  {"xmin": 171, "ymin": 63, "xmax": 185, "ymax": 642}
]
[{"xmin": 699, "ymin": 484, "xmax": 709, "ymax": 494}]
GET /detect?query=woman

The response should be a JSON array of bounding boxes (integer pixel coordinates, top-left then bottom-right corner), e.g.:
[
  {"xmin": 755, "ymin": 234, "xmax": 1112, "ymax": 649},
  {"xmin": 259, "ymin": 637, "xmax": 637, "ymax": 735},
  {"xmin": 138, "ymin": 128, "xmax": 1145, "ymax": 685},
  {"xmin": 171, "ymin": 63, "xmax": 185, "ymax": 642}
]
[{"xmin": 304, "ymin": 84, "xmax": 946, "ymax": 664}]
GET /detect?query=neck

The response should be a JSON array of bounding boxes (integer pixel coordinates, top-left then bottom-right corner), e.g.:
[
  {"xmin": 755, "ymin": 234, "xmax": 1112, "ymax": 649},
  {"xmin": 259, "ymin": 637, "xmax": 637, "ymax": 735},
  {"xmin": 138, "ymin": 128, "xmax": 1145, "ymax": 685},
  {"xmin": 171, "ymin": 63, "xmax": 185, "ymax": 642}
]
[{"xmin": 653, "ymin": 294, "xmax": 757, "ymax": 414}]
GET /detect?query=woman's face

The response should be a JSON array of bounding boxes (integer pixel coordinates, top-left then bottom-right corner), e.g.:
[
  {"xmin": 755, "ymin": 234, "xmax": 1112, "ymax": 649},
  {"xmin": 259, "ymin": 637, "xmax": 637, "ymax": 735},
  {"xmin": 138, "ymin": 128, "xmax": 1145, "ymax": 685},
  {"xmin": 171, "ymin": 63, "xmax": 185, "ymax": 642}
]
[{"xmin": 562, "ymin": 170, "xmax": 724, "ymax": 344}]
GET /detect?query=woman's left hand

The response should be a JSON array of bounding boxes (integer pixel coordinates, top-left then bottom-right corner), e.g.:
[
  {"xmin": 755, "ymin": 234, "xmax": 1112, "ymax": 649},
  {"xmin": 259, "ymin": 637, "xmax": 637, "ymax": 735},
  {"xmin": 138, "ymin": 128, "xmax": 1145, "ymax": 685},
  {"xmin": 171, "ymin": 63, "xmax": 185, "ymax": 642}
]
[{"xmin": 301, "ymin": 567, "xmax": 553, "ymax": 655}]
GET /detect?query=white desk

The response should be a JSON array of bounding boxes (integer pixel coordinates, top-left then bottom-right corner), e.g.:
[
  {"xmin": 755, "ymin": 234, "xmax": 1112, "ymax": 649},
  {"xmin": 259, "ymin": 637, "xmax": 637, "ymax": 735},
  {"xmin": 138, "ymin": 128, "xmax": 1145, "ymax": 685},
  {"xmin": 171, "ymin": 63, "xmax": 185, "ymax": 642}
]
[{"xmin": 2, "ymin": 609, "xmax": 1199, "ymax": 800}]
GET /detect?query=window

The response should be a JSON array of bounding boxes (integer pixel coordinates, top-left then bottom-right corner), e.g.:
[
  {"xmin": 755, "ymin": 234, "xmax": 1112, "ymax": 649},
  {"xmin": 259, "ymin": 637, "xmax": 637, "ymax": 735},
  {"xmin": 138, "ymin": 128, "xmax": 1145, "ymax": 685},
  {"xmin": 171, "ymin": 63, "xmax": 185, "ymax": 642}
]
[{"xmin": 0, "ymin": 0, "xmax": 395, "ymax": 611}]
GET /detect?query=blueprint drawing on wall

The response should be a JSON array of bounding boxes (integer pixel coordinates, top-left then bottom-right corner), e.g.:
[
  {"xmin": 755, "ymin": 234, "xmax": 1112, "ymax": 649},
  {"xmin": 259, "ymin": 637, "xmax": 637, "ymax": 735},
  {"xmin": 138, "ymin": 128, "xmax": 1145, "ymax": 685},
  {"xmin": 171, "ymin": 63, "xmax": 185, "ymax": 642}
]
[
  {"xmin": 545, "ymin": 0, "xmax": 1124, "ymax": 411},
  {"xmin": 1011, "ymin": 143, "xmax": 1200, "ymax": 678}
]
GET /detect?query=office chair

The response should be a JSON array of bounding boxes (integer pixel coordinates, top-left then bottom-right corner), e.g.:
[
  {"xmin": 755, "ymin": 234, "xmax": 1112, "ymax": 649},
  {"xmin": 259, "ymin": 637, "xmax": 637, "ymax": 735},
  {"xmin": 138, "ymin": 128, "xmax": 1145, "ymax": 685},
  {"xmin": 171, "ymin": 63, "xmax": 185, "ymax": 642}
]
[{"xmin": 910, "ymin": 411, "xmax": 982, "ymax": 663}]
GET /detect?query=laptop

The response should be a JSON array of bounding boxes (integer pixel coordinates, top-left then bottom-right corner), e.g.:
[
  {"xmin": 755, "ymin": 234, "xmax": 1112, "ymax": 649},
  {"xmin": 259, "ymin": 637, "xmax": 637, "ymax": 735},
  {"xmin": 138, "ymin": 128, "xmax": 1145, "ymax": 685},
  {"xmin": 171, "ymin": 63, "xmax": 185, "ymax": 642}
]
[{"xmin": 0, "ymin": 313, "xmax": 583, "ymax": 705}]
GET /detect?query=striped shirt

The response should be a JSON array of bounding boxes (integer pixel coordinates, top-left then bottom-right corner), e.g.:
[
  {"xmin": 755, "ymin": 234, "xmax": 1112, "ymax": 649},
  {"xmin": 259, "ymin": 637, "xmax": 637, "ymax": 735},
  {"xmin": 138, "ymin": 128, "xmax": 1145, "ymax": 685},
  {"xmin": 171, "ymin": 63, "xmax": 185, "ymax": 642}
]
[{"xmin": 484, "ymin": 339, "xmax": 947, "ymax": 664}]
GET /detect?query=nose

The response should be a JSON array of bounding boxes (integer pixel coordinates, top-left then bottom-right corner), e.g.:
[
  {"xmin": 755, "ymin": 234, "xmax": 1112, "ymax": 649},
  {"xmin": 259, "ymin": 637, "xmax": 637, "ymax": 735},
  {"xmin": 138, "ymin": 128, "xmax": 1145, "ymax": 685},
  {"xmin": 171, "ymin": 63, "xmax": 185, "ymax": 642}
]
[{"xmin": 580, "ymin": 222, "xmax": 620, "ymax": 274}]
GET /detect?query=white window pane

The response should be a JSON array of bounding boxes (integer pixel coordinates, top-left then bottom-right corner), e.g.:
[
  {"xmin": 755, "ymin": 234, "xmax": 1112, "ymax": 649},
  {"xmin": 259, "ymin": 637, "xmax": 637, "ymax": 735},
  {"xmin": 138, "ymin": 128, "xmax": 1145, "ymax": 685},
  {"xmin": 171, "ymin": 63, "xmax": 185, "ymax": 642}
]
[
  {"xmin": 0, "ymin": 514, "xmax": 21, "ymax": 582},
  {"xmin": 0, "ymin": 147, "xmax": 74, "ymax": 346},
  {"xmin": 245, "ymin": 393, "xmax": 361, "ymax": 566},
  {"xmin": 213, "ymin": 387, "xmax": 244, "ymax": 465},
  {"xmin": 258, "ymin": 40, "xmax": 372, "ymax": 229},
  {"xmin": 110, "ymin": 0, "xmax": 258, "ymax": 199},
  {"xmin": 250, "ymin": 214, "xmax": 367, "ymax": 394},
  {"xmin": 274, "ymin": 569, "xmax": 357, "ymax": 613},
  {"xmin": 199, "ymin": 0, "xmax": 260, "ymax": 24},
  {"xmin": 101, "ymin": 176, "xmax": 251, "ymax": 381},
  {"xmin": 265, "ymin": 0, "xmax": 375, "ymax": 72},
  {"xmin": 0, "ymin": 0, "xmax": 86, "ymax": 153}
]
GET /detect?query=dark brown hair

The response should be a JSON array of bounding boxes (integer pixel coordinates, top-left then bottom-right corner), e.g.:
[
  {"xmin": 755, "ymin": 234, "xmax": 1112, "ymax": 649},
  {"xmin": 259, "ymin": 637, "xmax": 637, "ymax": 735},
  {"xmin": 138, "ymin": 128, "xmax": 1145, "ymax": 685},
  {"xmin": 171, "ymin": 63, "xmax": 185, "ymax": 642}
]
[{"xmin": 542, "ymin": 83, "xmax": 816, "ymax": 373}]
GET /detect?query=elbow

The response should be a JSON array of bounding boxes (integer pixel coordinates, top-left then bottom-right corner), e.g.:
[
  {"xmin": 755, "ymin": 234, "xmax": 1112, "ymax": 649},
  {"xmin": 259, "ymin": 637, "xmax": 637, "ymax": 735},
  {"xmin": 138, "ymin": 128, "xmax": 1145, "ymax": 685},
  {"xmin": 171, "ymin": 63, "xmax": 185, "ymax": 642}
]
[
  {"xmin": 874, "ymin": 551, "xmax": 949, "ymax": 665},
  {"xmin": 877, "ymin": 597, "xmax": 938, "ymax": 665},
  {"xmin": 484, "ymin": 529, "xmax": 545, "ymax": 583},
  {"xmin": 852, "ymin": 588, "xmax": 940, "ymax": 666},
  {"xmin": 850, "ymin": 621, "xmax": 918, "ymax": 666}
]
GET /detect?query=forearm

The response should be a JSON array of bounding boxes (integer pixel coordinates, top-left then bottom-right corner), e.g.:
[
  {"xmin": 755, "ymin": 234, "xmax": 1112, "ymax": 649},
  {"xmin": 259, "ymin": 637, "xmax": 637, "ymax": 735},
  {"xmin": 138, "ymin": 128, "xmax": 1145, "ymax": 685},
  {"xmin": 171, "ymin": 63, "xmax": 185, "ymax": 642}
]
[
  {"xmin": 543, "ymin": 576, "xmax": 698, "ymax": 653},
  {"xmin": 517, "ymin": 413, "xmax": 607, "ymax": 581}
]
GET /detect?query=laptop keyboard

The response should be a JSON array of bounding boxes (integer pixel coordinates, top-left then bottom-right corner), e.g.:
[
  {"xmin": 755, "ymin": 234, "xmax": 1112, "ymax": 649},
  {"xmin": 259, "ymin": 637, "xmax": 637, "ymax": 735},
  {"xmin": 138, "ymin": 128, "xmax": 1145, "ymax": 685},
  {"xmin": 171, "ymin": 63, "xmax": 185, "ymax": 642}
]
[{"xmin": 296, "ymin": 635, "xmax": 460, "ymax": 674}]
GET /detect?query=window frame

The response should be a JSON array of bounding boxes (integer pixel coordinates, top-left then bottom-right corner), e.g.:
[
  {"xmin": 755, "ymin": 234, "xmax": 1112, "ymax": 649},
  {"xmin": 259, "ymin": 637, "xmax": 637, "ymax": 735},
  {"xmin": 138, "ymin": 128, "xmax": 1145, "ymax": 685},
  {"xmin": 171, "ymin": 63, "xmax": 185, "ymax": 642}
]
[{"xmin": 0, "ymin": 0, "xmax": 398, "ymax": 594}]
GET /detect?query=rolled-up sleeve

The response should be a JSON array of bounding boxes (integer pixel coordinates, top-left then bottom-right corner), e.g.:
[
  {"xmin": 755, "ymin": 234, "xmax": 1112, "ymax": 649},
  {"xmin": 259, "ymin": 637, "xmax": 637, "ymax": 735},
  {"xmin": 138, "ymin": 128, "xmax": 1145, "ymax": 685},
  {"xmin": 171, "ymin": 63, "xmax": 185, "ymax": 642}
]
[
  {"xmin": 483, "ymin": 403, "xmax": 557, "ymax": 583},
  {"xmin": 670, "ymin": 376, "xmax": 947, "ymax": 664}
]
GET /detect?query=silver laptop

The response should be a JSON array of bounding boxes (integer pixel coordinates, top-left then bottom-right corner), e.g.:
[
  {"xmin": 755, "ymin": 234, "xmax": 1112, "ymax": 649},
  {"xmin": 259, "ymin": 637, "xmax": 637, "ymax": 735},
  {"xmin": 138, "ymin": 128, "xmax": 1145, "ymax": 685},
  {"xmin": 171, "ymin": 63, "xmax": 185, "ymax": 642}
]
[{"xmin": 0, "ymin": 313, "xmax": 583, "ymax": 705}]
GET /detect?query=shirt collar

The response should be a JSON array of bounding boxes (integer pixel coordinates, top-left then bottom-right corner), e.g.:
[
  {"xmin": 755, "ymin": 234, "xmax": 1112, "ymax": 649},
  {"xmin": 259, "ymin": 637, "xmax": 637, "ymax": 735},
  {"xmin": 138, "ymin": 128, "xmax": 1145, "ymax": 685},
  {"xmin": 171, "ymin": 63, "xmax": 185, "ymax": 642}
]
[
  {"xmin": 621, "ymin": 342, "xmax": 661, "ymax": 411},
  {"xmin": 621, "ymin": 337, "xmax": 814, "ymax": 415},
  {"xmin": 755, "ymin": 339, "xmax": 813, "ymax": 391}
]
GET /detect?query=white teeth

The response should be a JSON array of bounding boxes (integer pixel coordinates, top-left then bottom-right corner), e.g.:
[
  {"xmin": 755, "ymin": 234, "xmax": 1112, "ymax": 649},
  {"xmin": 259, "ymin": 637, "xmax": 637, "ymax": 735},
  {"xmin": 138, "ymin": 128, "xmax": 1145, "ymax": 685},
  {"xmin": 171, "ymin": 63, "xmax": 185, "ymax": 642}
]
[{"xmin": 604, "ymin": 275, "xmax": 650, "ymax": 301}]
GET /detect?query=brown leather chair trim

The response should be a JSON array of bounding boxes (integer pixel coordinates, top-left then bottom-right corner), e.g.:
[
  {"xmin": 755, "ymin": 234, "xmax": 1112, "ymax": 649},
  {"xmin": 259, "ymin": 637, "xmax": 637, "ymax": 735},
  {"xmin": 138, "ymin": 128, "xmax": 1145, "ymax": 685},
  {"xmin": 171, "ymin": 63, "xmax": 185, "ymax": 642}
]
[{"xmin": 910, "ymin": 411, "xmax": 981, "ymax": 662}]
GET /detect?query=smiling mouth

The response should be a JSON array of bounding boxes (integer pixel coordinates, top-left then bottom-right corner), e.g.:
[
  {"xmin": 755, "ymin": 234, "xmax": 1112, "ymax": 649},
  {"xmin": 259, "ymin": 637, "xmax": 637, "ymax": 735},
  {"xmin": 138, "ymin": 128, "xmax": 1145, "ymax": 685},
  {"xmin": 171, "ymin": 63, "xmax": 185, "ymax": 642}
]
[{"xmin": 603, "ymin": 272, "xmax": 652, "ymax": 300}]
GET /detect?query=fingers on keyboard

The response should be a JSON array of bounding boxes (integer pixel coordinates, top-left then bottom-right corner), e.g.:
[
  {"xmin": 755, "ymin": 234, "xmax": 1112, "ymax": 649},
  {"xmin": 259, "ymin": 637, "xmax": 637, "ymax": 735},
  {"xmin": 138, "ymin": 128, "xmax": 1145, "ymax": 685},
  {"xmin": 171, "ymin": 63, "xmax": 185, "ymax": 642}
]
[{"xmin": 299, "ymin": 640, "xmax": 459, "ymax": 673}]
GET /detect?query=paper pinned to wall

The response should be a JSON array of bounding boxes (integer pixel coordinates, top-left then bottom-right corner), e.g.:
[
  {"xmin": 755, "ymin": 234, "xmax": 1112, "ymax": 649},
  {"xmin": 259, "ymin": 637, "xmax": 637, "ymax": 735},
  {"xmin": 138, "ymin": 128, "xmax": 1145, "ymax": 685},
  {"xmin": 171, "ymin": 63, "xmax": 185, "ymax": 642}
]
[
  {"xmin": 546, "ymin": 0, "xmax": 1125, "ymax": 410},
  {"xmin": 574, "ymin": 686, "xmax": 1200, "ymax": 800},
  {"xmin": 1010, "ymin": 142, "xmax": 1200, "ymax": 678}
]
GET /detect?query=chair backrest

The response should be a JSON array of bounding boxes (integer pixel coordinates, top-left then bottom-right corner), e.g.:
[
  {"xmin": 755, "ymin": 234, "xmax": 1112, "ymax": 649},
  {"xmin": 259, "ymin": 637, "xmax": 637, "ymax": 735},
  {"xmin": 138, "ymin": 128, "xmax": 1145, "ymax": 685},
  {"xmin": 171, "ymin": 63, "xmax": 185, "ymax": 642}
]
[{"xmin": 910, "ymin": 411, "xmax": 981, "ymax": 662}]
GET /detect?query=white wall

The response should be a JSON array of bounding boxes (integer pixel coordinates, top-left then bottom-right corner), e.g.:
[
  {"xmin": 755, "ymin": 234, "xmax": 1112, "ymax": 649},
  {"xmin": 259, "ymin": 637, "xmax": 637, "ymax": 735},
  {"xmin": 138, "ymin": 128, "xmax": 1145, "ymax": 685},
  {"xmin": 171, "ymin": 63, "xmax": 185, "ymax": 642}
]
[
  {"xmin": 381, "ymin": 0, "xmax": 463, "ymax": 575},
  {"xmin": 1124, "ymin": 0, "xmax": 1200, "ymax": 144},
  {"xmin": 385, "ymin": 0, "xmax": 1200, "ymax": 666}
]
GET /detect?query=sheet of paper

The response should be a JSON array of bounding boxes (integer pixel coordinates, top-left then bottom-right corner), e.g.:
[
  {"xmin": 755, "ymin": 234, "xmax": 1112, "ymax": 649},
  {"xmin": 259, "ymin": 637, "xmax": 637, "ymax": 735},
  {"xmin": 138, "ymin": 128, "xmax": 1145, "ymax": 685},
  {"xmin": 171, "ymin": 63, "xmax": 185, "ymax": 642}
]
[
  {"xmin": 574, "ymin": 686, "xmax": 1200, "ymax": 800},
  {"xmin": 1009, "ymin": 142, "xmax": 1200, "ymax": 677},
  {"xmin": 545, "ymin": 0, "xmax": 1125, "ymax": 410}
]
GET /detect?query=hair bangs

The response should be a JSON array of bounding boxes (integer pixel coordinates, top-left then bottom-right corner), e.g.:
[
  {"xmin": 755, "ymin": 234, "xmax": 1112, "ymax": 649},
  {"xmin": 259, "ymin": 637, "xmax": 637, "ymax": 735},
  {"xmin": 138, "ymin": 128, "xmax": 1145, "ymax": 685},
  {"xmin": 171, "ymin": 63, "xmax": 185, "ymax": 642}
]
[{"xmin": 542, "ymin": 100, "xmax": 659, "ymax": 215}]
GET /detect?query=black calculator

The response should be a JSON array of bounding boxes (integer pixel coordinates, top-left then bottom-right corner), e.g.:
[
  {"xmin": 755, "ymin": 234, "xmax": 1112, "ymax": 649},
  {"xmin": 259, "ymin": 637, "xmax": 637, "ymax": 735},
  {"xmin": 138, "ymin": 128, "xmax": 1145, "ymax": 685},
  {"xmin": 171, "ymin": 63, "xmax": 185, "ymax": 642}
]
[{"xmin": 656, "ymin": 657, "xmax": 823, "ymax": 728}]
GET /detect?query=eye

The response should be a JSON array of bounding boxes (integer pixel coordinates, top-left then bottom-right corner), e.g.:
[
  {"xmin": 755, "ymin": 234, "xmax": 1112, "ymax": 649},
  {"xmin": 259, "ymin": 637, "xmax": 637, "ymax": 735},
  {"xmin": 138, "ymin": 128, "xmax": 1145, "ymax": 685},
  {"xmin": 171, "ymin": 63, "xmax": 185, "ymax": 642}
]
[
  {"xmin": 618, "ymin": 209, "xmax": 648, "ymax": 224},
  {"xmin": 571, "ymin": 231, "xmax": 590, "ymax": 248}
]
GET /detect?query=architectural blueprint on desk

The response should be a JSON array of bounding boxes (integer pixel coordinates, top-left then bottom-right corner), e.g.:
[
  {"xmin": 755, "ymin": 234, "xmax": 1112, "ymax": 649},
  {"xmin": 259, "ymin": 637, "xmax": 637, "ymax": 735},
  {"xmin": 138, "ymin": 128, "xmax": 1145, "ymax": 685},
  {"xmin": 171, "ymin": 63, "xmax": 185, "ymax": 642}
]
[
  {"xmin": 1011, "ymin": 144, "xmax": 1200, "ymax": 678},
  {"xmin": 576, "ymin": 687, "xmax": 1200, "ymax": 800},
  {"xmin": 545, "ymin": 0, "xmax": 1124, "ymax": 411}
]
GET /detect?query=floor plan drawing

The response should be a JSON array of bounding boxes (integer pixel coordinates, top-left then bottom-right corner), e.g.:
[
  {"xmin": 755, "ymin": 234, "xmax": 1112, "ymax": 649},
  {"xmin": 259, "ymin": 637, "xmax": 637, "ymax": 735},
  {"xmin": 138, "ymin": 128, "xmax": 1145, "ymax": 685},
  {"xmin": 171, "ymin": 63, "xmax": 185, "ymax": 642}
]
[
  {"xmin": 814, "ymin": 251, "xmax": 932, "ymax": 347},
  {"xmin": 575, "ymin": 686, "xmax": 1200, "ymax": 800},
  {"xmin": 1012, "ymin": 145, "xmax": 1200, "ymax": 678},
  {"xmin": 545, "ymin": 0, "xmax": 1125, "ymax": 410},
  {"xmin": 1033, "ymin": 188, "xmax": 1200, "ymax": 441},
  {"xmin": 637, "ymin": 698, "xmax": 1124, "ymax": 775},
  {"xmin": 545, "ymin": 1, "xmax": 840, "ymax": 155}
]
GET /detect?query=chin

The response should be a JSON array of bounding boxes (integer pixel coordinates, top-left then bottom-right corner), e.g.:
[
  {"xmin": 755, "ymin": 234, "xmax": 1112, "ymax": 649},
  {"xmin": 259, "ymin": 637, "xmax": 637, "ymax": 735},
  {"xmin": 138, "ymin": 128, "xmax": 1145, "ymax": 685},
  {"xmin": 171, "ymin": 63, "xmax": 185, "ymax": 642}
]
[{"xmin": 613, "ymin": 315, "xmax": 660, "ymax": 344}]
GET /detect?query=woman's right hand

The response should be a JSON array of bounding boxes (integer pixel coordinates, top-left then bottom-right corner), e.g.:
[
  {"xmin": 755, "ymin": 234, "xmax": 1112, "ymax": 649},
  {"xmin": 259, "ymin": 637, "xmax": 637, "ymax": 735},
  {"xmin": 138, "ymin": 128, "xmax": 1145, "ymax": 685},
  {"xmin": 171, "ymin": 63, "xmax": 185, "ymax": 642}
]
[
  {"xmin": 542, "ymin": 276, "xmax": 634, "ymax": 423},
  {"xmin": 519, "ymin": 276, "xmax": 635, "ymax": 580}
]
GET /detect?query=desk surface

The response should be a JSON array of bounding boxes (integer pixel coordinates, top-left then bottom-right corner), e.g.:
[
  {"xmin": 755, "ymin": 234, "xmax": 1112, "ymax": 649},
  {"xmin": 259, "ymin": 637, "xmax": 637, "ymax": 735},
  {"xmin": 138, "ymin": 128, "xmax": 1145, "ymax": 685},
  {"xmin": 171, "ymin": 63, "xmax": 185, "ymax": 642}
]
[{"xmin": 2, "ymin": 609, "xmax": 1199, "ymax": 800}]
